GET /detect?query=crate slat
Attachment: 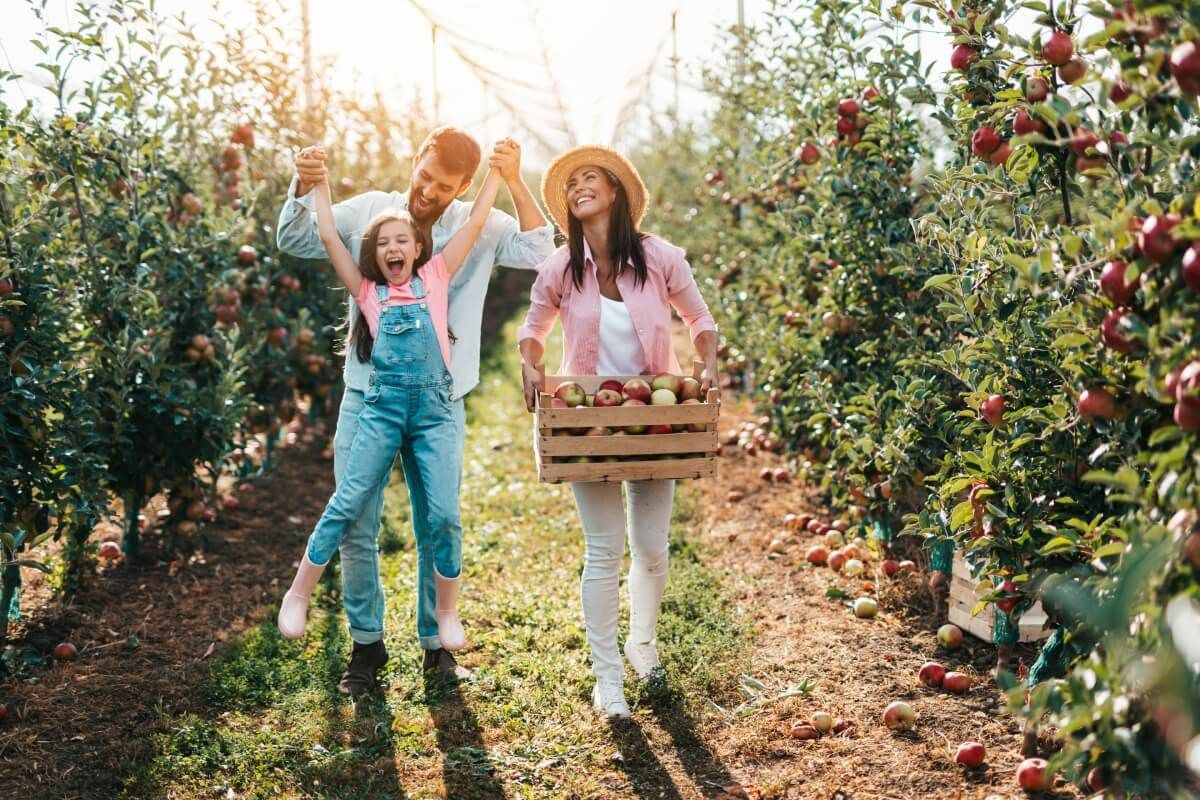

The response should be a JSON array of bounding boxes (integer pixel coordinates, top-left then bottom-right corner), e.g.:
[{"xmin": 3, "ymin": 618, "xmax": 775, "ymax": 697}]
[
  {"xmin": 537, "ymin": 398, "xmax": 718, "ymax": 430},
  {"xmin": 538, "ymin": 455, "xmax": 717, "ymax": 483},
  {"xmin": 539, "ymin": 431, "xmax": 717, "ymax": 457}
]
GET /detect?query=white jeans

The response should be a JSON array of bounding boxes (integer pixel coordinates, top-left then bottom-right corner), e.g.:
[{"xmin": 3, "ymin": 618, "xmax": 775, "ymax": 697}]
[{"xmin": 571, "ymin": 479, "xmax": 675, "ymax": 685}]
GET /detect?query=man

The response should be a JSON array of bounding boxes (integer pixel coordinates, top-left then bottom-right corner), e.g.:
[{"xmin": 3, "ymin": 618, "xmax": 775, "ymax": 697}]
[{"xmin": 276, "ymin": 127, "xmax": 554, "ymax": 691}]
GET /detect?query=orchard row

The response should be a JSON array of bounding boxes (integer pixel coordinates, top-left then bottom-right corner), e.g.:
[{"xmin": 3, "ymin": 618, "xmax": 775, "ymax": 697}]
[{"xmin": 640, "ymin": 0, "xmax": 1199, "ymax": 794}]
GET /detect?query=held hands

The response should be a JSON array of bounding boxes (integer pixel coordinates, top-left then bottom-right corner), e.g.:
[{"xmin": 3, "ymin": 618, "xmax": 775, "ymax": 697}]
[
  {"xmin": 521, "ymin": 359, "xmax": 545, "ymax": 412},
  {"xmin": 489, "ymin": 138, "xmax": 521, "ymax": 183},
  {"xmin": 295, "ymin": 145, "xmax": 328, "ymax": 196},
  {"xmin": 699, "ymin": 359, "xmax": 719, "ymax": 394}
]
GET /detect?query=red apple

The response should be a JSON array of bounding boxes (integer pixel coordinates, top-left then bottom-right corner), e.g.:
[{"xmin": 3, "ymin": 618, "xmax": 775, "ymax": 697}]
[
  {"xmin": 981, "ymin": 394, "xmax": 1006, "ymax": 426},
  {"xmin": 594, "ymin": 389, "xmax": 623, "ymax": 407},
  {"xmin": 1070, "ymin": 127, "xmax": 1100, "ymax": 156},
  {"xmin": 836, "ymin": 116, "xmax": 856, "ymax": 136},
  {"xmin": 955, "ymin": 741, "xmax": 986, "ymax": 767},
  {"xmin": 882, "ymin": 701, "xmax": 915, "ymax": 731},
  {"xmin": 1059, "ymin": 57, "xmax": 1087, "ymax": 84},
  {"xmin": 98, "ymin": 540, "xmax": 121, "ymax": 560},
  {"xmin": 53, "ymin": 642, "xmax": 78, "ymax": 661},
  {"xmin": 705, "ymin": 169, "xmax": 724, "ymax": 186},
  {"xmin": 798, "ymin": 142, "xmax": 820, "ymax": 165},
  {"xmin": 918, "ymin": 662, "xmax": 946, "ymax": 688},
  {"xmin": 1086, "ymin": 767, "xmax": 1106, "ymax": 793},
  {"xmin": 937, "ymin": 624, "xmax": 963, "ymax": 650},
  {"xmin": 942, "ymin": 671, "xmax": 972, "ymax": 694},
  {"xmin": 1017, "ymin": 758, "xmax": 1052, "ymax": 792},
  {"xmin": 1183, "ymin": 531, "xmax": 1200, "ymax": 569},
  {"xmin": 1100, "ymin": 260, "xmax": 1137, "ymax": 304},
  {"xmin": 727, "ymin": 490, "xmax": 744, "ymax": 503},
  {"xmin": 0, "ymin": 278, "xmax": 12, "ymax": 296},
  {"xmin": 599, "ymin": 379, "xmax": 624, "ymax": 393},
  {"xmin": 828, "ymin": 550, "xmax": 847, "ymax": 571},
  {"xmin": 237, "ymin": 244, "xmax": 257, "ymax": 264},
  {"xmin": 971, "ymin": 126, "xmax": 1000, "ymax": 157},
  {"xmin": 1171, "ymin": 41, "xmax": 1200, "ymax": 96},
  {"xmin": 806, "ymin": 545, "xmax": 829, "ymax": 566},
  {"xmin": 622, "ymin": 378, "xmax": 653, "ymax": 403},
  {"xmin": 1042, "ymin": 30, "xmax": 1074, "ymax": 65},
  {"xmin": 806, "ymin": 519, "xmax": 823, "ymax": 534},
  {"xmin": 1079, "ymin": 387, "xmax": 1118, "ymax": 421},
  {"xmin": 555, "ymin": 381, "xmax": 587, "ymax": 407},
  {"xmin": 863, "ymin": 86, "xmax": 880, "ymax": 102},
  {"xmin": 646, "ymin": 423, "xmax": 673, "ymax": 435},
  {"xmin": 773, "ymin": 467, "xmax": 790, "ymax": 483},
  {"xmin": 1101, "ymin": 307, "xmax": 1138, "ymax": 353},
  {"xmin": 678, "ymin": 377, "xmax": 703, "ymax": 401},
  {"xmin": 898, "ymin": 559, "xmax": 917, "ymax": 573},
  {"xmin": 1012, "ymin": 109, "xmax": 1043, "ymax": 136},
  {"xmin": 231, "ymin": 122, "xmax": 255, "ymax": 148},
  {"xmin": 989, "ymin": 143, "xmax": 1013, "ymax": 167},
  {"xmin": 1175, "ymin": 401, "xmax": 1200, "ymax": 432},
  {"xmin": 837, "ymin": 98, "xmax": 860, "ymax": 117},
  {"xmin": 222, "ymin": 495, "xmax": 241, "ymax": 510},
  {"xmin": 1138, "ymin": 214, "xmax": 1182, "ymax": 265},
  {"xmin": 951, "ymin": 44, "xmax": 978, "ymax": 71},
  {"xmin": 268, "ymin": 327, "xmax": 288, "ymax": 347},
  {"xmin": 1181, "ymin": 242, "xmax": 1200, "ymax": 292},
  {"xmin": 1109, "ymin": 80, "xmax": 1133, "ymax": 103},
  {"xmin": 881, "ymin": 559, "xmax": 900, "ymax": 577},
  {"xmin": 996, "ymin": 579, "xmax": 1020, "ymax": 613},
  {"xmin": 1025, "ymin": 76, "xmax": 1050, "ymax": 102},
  {"xmin": 789, "ymin": 721, "xmax": 820, "ymax": 740}
]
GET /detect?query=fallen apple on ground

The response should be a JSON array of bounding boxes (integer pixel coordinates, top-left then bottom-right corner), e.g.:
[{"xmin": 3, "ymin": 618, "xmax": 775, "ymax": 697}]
[
  {"xmin": 811, "ymin": 711, "xmax": 833, "ymax": 734},
  {"xmin": 942, "ymin": 672, "xmax": 972, "ymax": 694},
  {"xmin": 937, "ymin": 624, "xmax": 963, "ymax": 650},
  {"xmin": 918, "ymin": 662, "xmax": 946, "ymax": 688},
  {"xmin": 882, "ymin": 701, "xmax": 915, "ymax": 731},
  {"xmin": 1017, "ymin": 758, "xmax": 1052, "ymax": 792},
  {"xmin": 954, "ymin": 741, "xmax": 986, "ymax": 767},
  {"xmin": 852, "ymin": 597, "xmax": 878, "ymax": 618},
  {"xmin": 53, "ymin": 642, "xmax": 79, "ymax": 661}
]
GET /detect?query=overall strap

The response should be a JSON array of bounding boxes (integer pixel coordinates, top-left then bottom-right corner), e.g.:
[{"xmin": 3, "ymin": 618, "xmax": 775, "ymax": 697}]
[
  {"xmin": 375, "ymin": 283, "xmax": 389, "ymax": 303},
  {"xmin": 410, "ymin": 273, "xmax": 427, "ymax": 300}
]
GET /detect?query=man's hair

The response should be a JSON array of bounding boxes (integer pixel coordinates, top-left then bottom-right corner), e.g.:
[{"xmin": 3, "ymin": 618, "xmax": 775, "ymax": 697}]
[{"xmin": 414, "ymin": 126, "xmax": 482, "ymax": 181}]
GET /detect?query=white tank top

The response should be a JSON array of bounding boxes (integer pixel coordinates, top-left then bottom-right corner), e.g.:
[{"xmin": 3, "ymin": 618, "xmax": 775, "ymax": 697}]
[{"xmin": 596, "ymin": 294, "xmax": 645, "ymax": 376}]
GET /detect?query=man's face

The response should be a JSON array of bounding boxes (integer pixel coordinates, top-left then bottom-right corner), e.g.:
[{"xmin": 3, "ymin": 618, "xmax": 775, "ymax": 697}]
[{"xmin": 407, "ymin": 152, "xmax": 471, "ymax": 224}]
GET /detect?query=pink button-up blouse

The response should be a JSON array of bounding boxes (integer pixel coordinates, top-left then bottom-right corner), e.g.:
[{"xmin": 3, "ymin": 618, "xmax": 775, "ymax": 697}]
[{"xmin": 517, "ymin": 235, "xmax": 718, "ymax": 376}]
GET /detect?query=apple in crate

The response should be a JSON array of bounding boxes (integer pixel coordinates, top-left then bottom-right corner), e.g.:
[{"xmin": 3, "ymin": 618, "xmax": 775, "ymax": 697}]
[
  {"xmin": 651, "ymin": 373, "xmax": 682, "ymax": 395},
  {"xmin": 599, "ymin": 379, "xmax": 624, "ymax": 393},
  {"xmin": 584, "ymin": 426, "xmax": 611, "ymax": 436},
  {"xmin": 647, "ymin": 423, "xmax": 674, "ymax": 435},
  {"xmin": 555, "ymin": 381, "xmax": 586, "ymax": 407},
  {"xmin": 622, "ymin": 378, "xmax": 653, "ymax": 403},
  {"xmin": 651, "ymin": 388, "xmax": 678, "ymax": 405},
  {"xmin": 594, "ymin": 389, "xmax": 623, "ymax": 407},
  {"xmin": 679, "ymin": 377, "xmax": 703, "ymax": 401}
]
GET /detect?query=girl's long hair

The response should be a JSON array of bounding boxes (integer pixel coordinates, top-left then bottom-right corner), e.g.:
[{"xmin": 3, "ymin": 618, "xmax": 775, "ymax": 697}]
[
  {"xmin": 565, "ymin": 170, "xmax": 648, "ymax": 290},
  {"xmin": 350, "ymin": 210, "xmax": 430, "ymax": 363}
]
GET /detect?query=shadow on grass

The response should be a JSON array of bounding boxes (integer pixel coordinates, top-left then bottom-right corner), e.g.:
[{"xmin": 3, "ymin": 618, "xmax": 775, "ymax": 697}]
[
  {"xmin": 608, "ymin": 715, "xmax": 687, "ymax": 800},
  {"xmin": 643, "ymin": 677, "xmax": 739, "ymax": 797},
  {"xmin": 423, "ymin": 668, "xmax": 507, "ymax": 800}
]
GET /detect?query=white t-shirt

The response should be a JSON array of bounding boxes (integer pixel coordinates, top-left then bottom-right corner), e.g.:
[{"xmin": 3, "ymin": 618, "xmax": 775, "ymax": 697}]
[{"xmin": 596, "ymin": 294, "xmax": 646, "ymax": 376}]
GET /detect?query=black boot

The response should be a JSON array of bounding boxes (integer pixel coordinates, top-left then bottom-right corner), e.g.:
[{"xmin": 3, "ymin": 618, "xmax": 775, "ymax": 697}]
[
  {"xmin": 422, "ymin": 647, "xmax": 472, "ymax": 681},
  {"xmin": 338, "ymin": 640, "xmax": 389, "ymax": 696}
]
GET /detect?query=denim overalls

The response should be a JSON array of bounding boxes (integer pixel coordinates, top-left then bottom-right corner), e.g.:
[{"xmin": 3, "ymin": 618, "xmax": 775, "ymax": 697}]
[{"xmin": 306, "ymin": 276, "xmax": 462, "ymax": 644}]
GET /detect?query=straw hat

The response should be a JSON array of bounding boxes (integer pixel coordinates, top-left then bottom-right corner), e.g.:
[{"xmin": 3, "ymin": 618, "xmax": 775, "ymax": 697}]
[{"xmin": 540, "ymin": 145, "xmax": 647, "ymax": 234}]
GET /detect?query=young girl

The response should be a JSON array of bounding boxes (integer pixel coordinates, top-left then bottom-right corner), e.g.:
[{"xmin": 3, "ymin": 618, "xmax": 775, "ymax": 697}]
[{"xmin": 277, "ymin": 150, "xmax": 504, "ymax": 653}]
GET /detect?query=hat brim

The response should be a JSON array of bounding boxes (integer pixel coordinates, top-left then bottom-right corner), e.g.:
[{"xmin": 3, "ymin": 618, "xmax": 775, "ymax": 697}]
[{"xmin": 540, "ymin": 146, "xmax": 648, "ymax": 235}]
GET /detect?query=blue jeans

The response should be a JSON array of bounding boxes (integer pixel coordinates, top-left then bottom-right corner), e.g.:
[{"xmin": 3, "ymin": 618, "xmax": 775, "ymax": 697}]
[{"xmin": 324, "ymin": 383, "xmax": 463, "ymax": 652}]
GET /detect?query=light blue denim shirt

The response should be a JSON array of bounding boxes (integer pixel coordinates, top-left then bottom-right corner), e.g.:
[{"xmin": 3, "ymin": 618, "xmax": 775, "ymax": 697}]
[{"xmin": 277, "ymin": 177, "xmax": 555, "ymax": 399}]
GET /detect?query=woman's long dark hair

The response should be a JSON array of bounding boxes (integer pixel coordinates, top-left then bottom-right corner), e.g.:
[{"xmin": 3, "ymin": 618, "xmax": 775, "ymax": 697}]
[
  {"xmin": 566, "ymin": 169, "xmax": 648, "ymax": 290},
  {"xmin": 350, "ymin": 210, "xmax": 430, "ymax": 363}
]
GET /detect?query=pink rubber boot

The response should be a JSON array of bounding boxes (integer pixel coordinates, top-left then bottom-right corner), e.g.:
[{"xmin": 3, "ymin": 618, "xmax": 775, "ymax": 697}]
[
  {"xmin": 277, "ymin": 553, "xmax": 326, "ymax": 639},
  {"xmin": 434, "ymin": 568, "xmax": 466, "ymax": 651}
]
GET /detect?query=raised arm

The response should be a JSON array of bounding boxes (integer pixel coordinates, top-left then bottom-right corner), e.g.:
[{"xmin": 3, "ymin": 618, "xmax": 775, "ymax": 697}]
[
  {"xmin": 439, "ymin": 169, "xmax": 504, "ymax": 276},
  {"xmin": 276, "ymin": 145, "xmax": 382, "ymax": 260},
  {"xmin": 313, "ymin": 178, "xmax": 363, "ymax": 297}
]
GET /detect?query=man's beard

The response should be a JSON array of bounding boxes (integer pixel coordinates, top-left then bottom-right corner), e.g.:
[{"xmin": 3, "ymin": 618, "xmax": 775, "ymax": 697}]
[{"xmin": 407, "ymin": 188, "xmax": 448, "ymax": 225}]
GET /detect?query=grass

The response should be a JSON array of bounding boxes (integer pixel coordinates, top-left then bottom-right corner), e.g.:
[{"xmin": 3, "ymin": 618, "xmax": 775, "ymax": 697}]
[{"xmin": 120, "ymin": 315, "xmax": 751, "ymax": 799}]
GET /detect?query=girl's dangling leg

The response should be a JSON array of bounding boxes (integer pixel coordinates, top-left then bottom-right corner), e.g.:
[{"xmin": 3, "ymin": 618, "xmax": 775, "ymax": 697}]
[{"xmin": 278, "ymin": 551, "xmax": 328, "ymax": 640}]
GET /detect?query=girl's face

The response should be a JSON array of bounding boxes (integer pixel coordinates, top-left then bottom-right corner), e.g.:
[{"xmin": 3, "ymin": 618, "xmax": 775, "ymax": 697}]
[
  {"xmin": 565, "ymin": 165, "xmax": 616, "ymax": 224},
  {"xmin": 374, "ymin": 219, "xmax": 423, "ymax": 285}
]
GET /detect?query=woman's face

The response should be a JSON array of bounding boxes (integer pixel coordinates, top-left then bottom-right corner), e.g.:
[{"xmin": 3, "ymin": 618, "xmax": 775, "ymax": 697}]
[
  {"xmin": 565, "ymin": 165, "xmax": 617, "ymax": 224},
  {"xmin": 374, "ymin": 219, "xmax": 422, "ymax": 285}
]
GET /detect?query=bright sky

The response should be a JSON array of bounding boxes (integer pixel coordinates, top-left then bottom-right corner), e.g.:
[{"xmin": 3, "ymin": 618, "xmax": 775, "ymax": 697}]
[{"xmin": 2, "ymin": 0, "xmax": 768, "ymax": 166}]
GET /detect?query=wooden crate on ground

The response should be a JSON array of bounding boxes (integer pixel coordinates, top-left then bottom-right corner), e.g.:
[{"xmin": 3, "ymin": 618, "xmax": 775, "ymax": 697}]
[
  {"xmin": 534, "ymin": 363, "xmax": 720, "ymax": 484},
  {"xmin": 947, "ymin": 552, "xmax": 1050, "ymax": 643}
]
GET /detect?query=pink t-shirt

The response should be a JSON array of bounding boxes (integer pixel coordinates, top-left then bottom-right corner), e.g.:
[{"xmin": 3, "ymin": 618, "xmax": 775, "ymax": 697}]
[{"xmin": 354, "ymin": 253, "xmax": 452, "ymax": 369}]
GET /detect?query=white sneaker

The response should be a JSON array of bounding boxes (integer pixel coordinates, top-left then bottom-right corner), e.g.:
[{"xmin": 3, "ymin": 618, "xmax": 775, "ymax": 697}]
[
  {"xmin": 623, "ymin": 639, "xmax": 663, "ymax": 681},
  {"xmin": 592, "ymin": 681, "xmax": 631, "ymax": 719}
]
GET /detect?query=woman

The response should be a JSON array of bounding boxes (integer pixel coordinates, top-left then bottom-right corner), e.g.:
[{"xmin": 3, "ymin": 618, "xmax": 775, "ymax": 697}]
[{"xmin": 517, "ymin": 146, "xmax": 719, "ymax": 719}]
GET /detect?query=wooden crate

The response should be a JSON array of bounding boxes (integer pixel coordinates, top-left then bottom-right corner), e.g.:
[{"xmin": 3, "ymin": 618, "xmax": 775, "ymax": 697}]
[
  {"xmin": 947, "ymin": 552, "xmax": 1050, "ymax": 643},
  {"xmin": 534, "ymin": 363, "xmax": 720, "ymax": 484}
]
